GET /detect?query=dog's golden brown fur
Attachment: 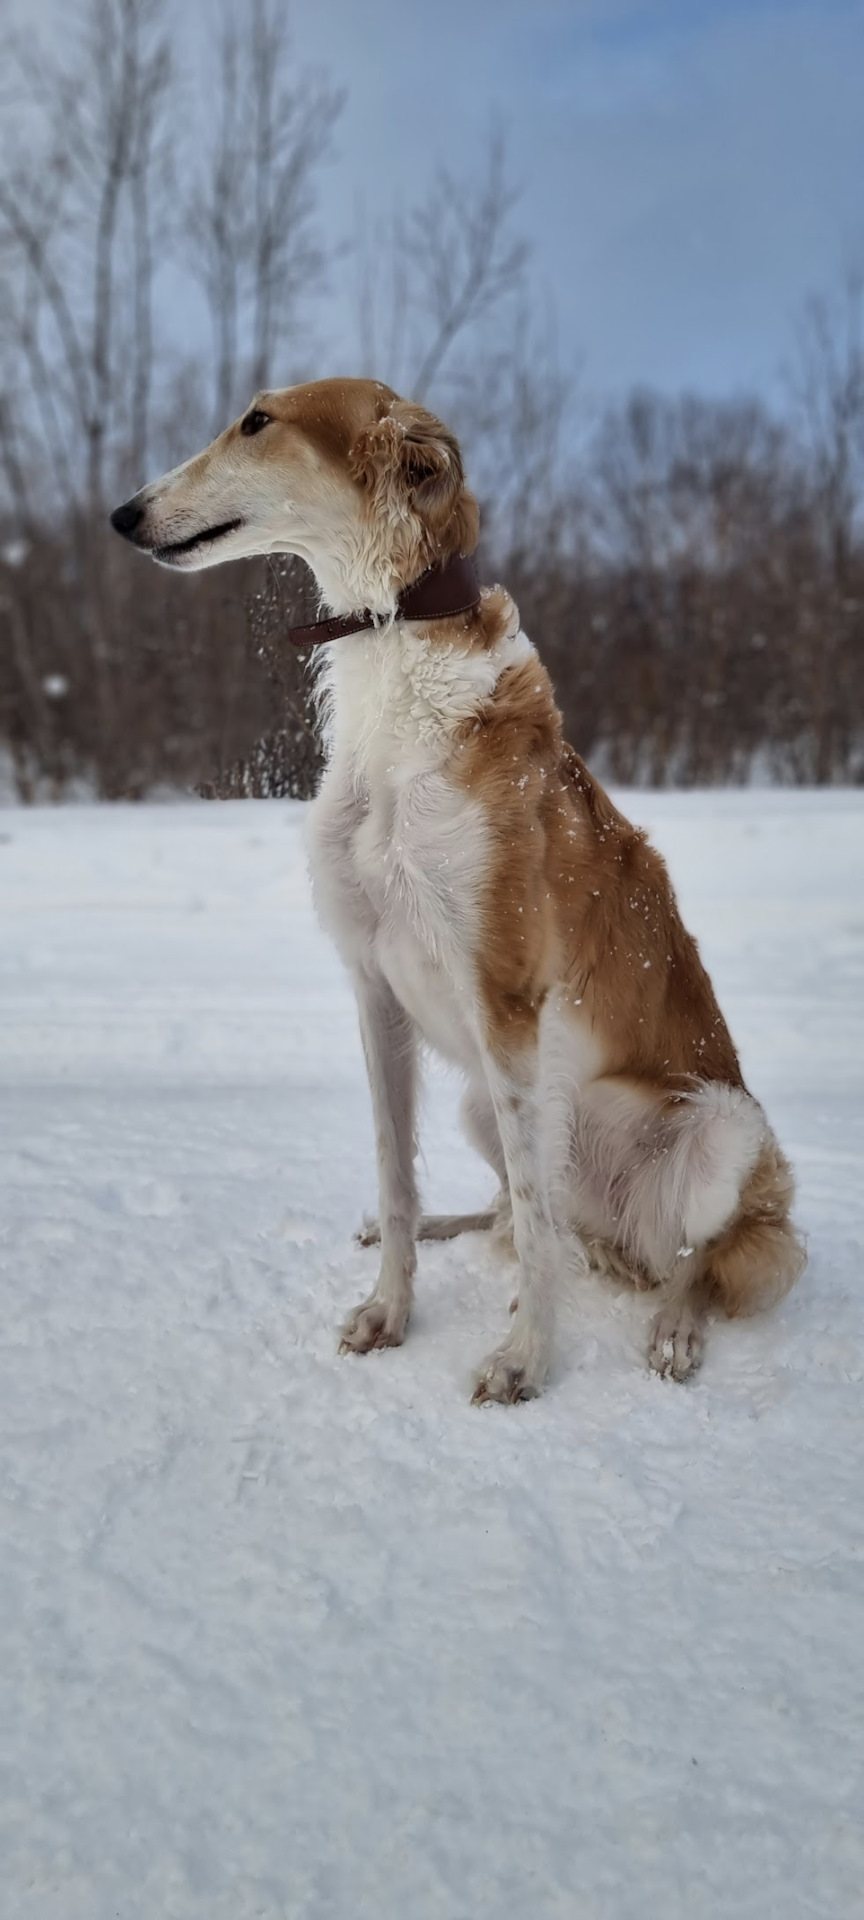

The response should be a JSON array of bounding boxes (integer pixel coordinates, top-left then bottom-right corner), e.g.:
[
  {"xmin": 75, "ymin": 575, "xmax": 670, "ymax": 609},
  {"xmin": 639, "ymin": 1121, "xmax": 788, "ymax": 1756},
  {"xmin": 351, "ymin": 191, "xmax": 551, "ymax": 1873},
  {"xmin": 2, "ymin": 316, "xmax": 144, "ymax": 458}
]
[{"xmin": 111, "ymin": 376, "xmax": 805, "ymax": 1400}]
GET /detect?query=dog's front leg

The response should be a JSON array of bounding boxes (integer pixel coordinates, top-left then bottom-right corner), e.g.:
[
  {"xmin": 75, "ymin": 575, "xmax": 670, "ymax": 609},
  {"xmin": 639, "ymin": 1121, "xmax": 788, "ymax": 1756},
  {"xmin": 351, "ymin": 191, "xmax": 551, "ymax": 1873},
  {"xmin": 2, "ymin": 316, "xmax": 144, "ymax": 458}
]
[
  {"xmin": 472, "ymin": 1042, "xmax": 559, "ymax": 1404},
  {"xmin": 339, "ymin": 971, "xmax": 419, "ymax": 1354}
]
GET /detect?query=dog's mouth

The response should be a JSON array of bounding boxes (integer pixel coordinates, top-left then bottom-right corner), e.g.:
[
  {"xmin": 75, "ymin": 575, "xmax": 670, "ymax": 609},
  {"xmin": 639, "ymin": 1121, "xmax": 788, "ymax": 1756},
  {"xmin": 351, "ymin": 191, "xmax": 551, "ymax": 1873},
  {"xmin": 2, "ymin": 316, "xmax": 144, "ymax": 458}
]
[{"xmin": 152, "ymin": 517, "xmax": 245, "ymax": 564}]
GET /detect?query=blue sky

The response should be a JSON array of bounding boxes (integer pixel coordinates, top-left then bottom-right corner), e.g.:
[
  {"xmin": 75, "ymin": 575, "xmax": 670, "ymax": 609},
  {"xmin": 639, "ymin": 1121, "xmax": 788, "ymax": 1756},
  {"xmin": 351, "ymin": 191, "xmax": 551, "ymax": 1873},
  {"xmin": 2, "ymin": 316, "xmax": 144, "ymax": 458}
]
[
  {"xmin": 283, "ymin": 0, "xmax": 864, "ymax": 398},
  {"xmin": 10, "ymin": 0, "xmax": 864, "ymax": 402}
]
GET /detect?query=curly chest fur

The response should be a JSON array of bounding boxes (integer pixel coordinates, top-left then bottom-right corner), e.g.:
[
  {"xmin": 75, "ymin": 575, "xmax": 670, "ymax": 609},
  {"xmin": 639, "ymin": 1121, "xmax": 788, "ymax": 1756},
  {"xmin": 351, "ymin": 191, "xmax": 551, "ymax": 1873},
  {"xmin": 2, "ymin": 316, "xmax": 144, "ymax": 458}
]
[
  {"xmin": 309, "ymin": 753, "xmax": 488, "ymax": 1062},
  {"xmin": 306, "ymin": 625, "xmax": 519, "ymax": 1063}
]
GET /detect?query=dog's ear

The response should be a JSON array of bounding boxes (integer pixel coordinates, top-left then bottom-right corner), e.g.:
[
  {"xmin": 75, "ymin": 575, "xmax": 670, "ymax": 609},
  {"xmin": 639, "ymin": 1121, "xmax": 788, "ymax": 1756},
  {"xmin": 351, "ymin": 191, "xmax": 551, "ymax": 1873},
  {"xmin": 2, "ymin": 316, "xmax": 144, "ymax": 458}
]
[{"xmin": 351, "ymin": 399, "xmax": 479, "ymax": 558}]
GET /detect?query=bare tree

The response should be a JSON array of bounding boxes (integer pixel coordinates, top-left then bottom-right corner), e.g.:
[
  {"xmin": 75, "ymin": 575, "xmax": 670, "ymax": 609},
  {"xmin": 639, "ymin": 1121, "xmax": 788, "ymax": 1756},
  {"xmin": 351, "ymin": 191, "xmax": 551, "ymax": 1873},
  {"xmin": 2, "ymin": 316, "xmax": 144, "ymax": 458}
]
[
  {"xmin": 406, "ymin": 135, "xmax": 528, "ymax": 399},
  {"xmin": 188, "ymin": 0, "xmax": 342, "ymax": 433},
  {"xmin": 187, "ymin": 19, "xmax": 245, "ymax": 433},
  {"xmin": 128, "ymin": 9, "xmax": 171, "ymax": 474},
  {"xmin": 457, "ymin": 308, "xmax": 574, "ymax": 568},
  {"xmin": 356, "ymin": 133, "xmax": 529, "ymax": 403},
  {"xmin": 791, "ymin": 264, "xmax": 864, "ymax": 586},
  {"xmin": 590, "ymin": 391, "xmax": 796, "ymax": 574},
  {"xmin": 0, "ymin": 0, "xmax": 176, "ymax": 793},
  {"xmin": 0, "ymin": 0, "xmax": 172, "ymax": 516},
  {"xmin": 784, "ymin": 265, "xmax": 864, "ymax": 777}
]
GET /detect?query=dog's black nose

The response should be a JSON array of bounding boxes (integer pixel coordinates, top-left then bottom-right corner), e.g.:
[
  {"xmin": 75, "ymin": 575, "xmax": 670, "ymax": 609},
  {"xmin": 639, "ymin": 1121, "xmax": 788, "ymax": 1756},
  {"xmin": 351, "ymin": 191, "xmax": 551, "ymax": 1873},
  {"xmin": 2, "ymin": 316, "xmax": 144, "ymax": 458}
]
[{"xmin": 110, "ymin": 497, "xmax": 144, "ymax": 538}]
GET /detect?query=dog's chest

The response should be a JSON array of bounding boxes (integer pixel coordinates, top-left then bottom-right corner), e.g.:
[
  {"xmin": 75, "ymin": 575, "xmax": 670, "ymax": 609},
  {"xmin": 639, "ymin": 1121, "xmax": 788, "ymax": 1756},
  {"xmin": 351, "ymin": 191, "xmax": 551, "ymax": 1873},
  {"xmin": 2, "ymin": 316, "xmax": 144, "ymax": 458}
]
[
  {"xmin": 312, "ymin": 745, "xmax": 488, "ymax": 1060},
  {"xmin": 361, "ymin": 750, "xmax": 485, "ymax": 985},
  {"xmin": 308, "ymin": 628, "xmax": 515, "ymax": 1058}
]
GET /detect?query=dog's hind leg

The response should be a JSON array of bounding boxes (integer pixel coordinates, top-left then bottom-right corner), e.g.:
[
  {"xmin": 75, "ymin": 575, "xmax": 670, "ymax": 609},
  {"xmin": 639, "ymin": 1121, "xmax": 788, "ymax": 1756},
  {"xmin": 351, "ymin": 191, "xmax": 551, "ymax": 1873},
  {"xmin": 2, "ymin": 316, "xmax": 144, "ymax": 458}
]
[
  {"xmin": 648, "ymin": 1132, "xmax": 805, "ymax": 1381},
  {"xmin": 460, "ymin": 1082, "xmax": 515, "ymax": 1255},
  {"xmin": 573, "ymin": 1074, "xmax": 783, "ymax": 1380},
  {"xmin": 460, "ymin": 1083, "xmax": 508, "ymax": 1184},
  {"xmin": 356, "ymin": 1080, "xmax": 511, "ymax": 1251},
  {"xmin": 356, "ymin": 1209, "xmax": 497, "ymax": 1247},
  {"xmin": 648, "ymin": 1254, "xmax": 709, "ymax": 1381},
  {"xmin": 583, "ymin": 1234, "xmax": 657, "ymax": 1290}
]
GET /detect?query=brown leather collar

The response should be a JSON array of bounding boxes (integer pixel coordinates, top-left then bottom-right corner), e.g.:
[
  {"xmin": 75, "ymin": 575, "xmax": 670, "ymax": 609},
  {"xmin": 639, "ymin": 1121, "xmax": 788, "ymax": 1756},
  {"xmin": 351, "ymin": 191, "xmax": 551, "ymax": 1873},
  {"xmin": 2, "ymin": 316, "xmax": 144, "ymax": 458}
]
[{"xmin": 282, "ymin": 553, "xmax": 481, "ymax": 646}]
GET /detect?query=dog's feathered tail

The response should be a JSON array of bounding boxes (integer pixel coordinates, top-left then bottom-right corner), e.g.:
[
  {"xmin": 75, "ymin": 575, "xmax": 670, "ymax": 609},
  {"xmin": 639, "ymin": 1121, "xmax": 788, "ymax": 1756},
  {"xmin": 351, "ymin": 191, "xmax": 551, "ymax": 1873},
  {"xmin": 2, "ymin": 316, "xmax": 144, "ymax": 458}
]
[{"xmin": 705, "ymin": 1134, "xmax": 806, "ymax": 1316}]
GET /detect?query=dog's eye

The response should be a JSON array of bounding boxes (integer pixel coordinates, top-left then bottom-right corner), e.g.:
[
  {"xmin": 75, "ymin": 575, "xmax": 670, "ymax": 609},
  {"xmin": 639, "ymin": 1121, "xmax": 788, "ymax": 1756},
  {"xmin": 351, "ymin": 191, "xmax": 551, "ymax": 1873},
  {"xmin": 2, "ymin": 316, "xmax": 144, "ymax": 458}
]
[{"xmin": 241, "ymin": 409, "xmax": 271, "ymax": 437}]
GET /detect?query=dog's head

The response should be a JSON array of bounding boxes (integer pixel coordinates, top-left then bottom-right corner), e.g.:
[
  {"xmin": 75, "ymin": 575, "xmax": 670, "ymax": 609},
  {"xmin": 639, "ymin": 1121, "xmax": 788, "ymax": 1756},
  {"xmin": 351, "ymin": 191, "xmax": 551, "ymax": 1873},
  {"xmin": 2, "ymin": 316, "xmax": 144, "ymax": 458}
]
[{"xmin": 110, "ymin": 378, "xmax": 479, "ymax": 615}]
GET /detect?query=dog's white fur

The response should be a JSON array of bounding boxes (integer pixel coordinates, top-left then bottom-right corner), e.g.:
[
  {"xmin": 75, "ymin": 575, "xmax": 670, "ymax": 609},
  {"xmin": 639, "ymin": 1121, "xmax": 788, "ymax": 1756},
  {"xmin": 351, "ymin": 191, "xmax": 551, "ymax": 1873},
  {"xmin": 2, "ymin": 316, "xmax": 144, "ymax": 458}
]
[
  {"xmin": 310, "ymin": 615, "xmax": 564, "ymax": 1396},
  {"xmin": 111, "ymin": 377, "xmax": 805, "ymax": 1401}
]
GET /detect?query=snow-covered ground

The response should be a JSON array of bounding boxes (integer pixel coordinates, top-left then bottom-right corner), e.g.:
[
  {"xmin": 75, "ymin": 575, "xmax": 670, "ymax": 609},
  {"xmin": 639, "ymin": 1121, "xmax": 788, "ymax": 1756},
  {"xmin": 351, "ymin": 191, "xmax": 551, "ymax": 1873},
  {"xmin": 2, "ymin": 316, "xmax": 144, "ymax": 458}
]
[{"xmin": 1, "ymin": 790, "xmax": 862, "ymax": 1920}]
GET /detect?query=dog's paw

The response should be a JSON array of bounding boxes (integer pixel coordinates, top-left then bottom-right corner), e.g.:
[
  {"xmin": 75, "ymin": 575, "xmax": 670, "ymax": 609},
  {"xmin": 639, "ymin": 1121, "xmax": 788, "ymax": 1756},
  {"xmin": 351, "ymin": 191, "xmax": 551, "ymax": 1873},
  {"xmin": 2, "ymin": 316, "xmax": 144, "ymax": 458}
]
[
  {"xmin": 471, "ymin": 1333, "xmax": 547, "ymax": 1405},
  {"xmin": 648, "ymin": 1305, "xmax": 703, "ymax": 1381},
  {"xmin": 339, "ymin": 1293, "xmax": 408, "ymax": 1354},
  {"xmin": 354, "ymin": 1217, "xmax": 381, "ymax": 1248}
]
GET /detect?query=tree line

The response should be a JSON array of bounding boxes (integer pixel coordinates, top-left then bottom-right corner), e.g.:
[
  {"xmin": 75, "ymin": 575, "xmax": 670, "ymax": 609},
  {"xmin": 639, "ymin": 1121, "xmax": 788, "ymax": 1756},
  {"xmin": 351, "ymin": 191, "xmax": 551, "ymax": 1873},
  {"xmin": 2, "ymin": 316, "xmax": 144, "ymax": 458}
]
[{"xmin": 1, "ymin": 0, "xmax": 862, "ymax": 799}]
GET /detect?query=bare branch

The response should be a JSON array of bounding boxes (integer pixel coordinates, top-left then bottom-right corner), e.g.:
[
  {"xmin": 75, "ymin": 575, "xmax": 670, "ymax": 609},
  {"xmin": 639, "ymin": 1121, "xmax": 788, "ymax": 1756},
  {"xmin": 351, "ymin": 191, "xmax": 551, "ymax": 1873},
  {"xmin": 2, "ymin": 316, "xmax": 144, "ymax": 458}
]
[
  {"xmin": 0, "ymin": 0, "xmax": 173, "ymax": 511},
  {"xmin": 790, "ymin": 263, "xmax": 864, "ymax": 584},
  {"xmin": 407, "ymin": 134, "xmax": 529, "ymax": 398},
  {"xmin": 0, "ymin": 396, "xmax": 37, "ymax": 535},
  {"xmin": 188, "ymin": 0, "xmax": 341, "ymax": 429},
  {"xmin": 0, "ymin": 181, "xmax": 93, "ymax": 427}
]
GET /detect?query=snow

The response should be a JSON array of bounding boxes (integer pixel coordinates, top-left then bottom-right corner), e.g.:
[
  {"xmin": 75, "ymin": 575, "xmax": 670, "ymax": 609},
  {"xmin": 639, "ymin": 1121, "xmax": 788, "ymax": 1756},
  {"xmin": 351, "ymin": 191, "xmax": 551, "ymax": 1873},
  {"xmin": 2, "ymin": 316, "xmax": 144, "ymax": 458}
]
[{"xmin": 1, "ymin": 789, "xmax": 862, "ymax": 1919}]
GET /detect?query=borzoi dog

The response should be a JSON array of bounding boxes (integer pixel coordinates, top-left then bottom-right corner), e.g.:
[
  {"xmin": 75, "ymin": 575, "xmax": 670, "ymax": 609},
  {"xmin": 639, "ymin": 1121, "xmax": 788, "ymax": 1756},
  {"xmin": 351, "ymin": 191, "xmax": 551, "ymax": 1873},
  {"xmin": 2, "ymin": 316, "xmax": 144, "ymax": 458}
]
[{"xmin": 111, "ymin": 378, "xmax": 805, "ymax": 1402}]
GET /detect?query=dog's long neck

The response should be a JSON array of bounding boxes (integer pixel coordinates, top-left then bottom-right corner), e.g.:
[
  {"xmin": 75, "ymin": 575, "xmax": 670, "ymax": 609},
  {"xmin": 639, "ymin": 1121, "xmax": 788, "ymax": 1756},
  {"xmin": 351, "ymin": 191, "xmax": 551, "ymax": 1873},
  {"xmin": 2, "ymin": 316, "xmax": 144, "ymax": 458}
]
[{"xmin": 315, "ymin": 591, "xmax": 530, "ymax": 772}]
